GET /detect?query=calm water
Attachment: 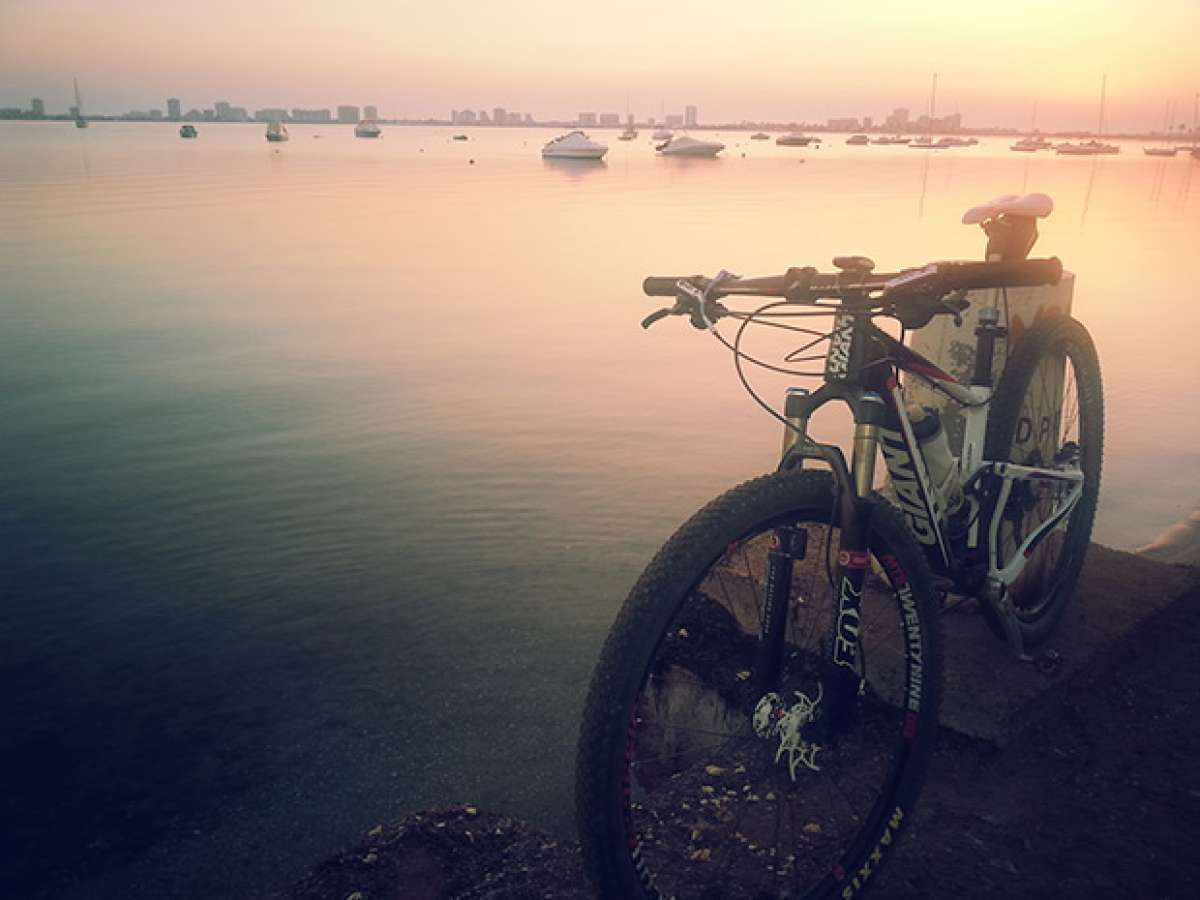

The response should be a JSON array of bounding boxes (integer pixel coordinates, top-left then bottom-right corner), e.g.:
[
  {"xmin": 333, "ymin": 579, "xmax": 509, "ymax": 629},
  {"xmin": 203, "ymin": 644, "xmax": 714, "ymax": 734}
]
[{"xmin": 2, "ymin": 122, "xmax": 1197, "ymax": 898}]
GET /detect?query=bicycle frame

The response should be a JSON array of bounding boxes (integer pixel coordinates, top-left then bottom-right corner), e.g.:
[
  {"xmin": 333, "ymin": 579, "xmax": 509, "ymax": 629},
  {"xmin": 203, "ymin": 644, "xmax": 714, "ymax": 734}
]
[{"xmin": 777, "ymin": 303, "xmax": 1085, "ymax": 596}]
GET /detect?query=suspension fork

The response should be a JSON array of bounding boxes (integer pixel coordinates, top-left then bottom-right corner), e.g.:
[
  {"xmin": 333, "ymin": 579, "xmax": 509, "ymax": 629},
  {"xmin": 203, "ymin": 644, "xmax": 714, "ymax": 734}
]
[{"xmin": 822, "ymin": 393, "xmax": 885, "ymax": 734}]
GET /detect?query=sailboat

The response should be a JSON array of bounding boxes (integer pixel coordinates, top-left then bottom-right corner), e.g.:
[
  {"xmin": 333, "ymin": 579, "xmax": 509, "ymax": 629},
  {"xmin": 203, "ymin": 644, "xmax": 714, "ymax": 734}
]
[
  {"xmin": 73, "ymin": 78, "xmax": 88, "ymax": 129},
  {"xmin": 1010, "ymin": 101, "xmax": 1051, "ymax": 151},
  {"xmin": 909, "ymin": 73, "xmax": 945, "ymax": 148},
  {"xmin": 1057, "ymin": 75, "xmax": 1119, "ymax": 155},
  {"xmin": 1143, "ymin": 100, "xmax": 1178, "ymax": 157}
]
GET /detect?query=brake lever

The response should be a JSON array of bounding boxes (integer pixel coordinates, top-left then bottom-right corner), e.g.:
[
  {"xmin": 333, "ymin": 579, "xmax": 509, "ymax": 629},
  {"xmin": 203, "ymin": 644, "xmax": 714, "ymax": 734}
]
[
  {"xmin": 641, "ymin": 307, "xmax": 674, "ymax": 329},
  {"xmin": 941, "ymin": 289, "xmax": 970, "ymax": 327}
]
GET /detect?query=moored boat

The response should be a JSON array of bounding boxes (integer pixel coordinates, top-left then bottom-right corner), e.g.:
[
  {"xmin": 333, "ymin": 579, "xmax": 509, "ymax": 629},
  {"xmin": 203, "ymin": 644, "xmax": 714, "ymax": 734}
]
[
  {"xmin": 618, "ymin": 126, "xmax": 638, "ymax": 141},
  {"xmin": 776, "ymin": 132, "xmax": 818, "ymax": 146},
  {"xmin": 354, "ymin": 119, "xmax": 381, "ymax": 138},
  {"xmin": 656, "ymin": 135, "xmax": 724, "ymax": 157},
  {"xmin": 846, "ymin": 134, "xmax": 870, "ymax": 145},
  {"xmin": 179, "ymin": 124, "xmax": 198, "ymax": 138},
  {"xmin": 265, "ymin": 120, "xmax": 289, "ymax": 142},
  {"xmin": 750, "ymin": 132, "xmax": 770, "ymax": 140},
  {"xmin": 651, "ymin": 127, "xmax": 673, "ymax": 140},
  {"xmin": 541, "ymin": 130, "xmax": 608, "ymax": 160}
]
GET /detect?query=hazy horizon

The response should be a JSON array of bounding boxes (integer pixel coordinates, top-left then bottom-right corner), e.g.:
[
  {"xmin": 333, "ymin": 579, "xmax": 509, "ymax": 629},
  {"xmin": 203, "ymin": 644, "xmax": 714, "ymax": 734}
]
[{"xmin": 3, "ymin": 0, "xmax": 1198, "ymax": 132}]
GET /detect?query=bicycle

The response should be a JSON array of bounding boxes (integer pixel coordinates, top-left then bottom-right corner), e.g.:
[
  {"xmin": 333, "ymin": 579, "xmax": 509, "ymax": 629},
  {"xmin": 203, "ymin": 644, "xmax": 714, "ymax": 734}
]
[{"xmin": 575, "ymin": 193, "xmax": 1104, "ymax": 899}]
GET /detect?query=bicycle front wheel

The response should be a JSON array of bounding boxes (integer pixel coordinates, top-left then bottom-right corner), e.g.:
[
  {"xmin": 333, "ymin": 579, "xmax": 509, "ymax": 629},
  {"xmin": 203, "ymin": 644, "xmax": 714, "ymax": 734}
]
[
  {"xmin": 575, "ymin": 470, "xmax": 942, "ymax": 900},
  {"xmin": 983, "ymin": 315, "xmax": 1104, "ymax": 647}
]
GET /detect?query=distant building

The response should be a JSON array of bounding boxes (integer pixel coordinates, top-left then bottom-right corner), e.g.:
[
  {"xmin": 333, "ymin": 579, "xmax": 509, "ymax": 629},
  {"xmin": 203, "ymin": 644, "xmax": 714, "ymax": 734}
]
[
  {"xmin": 626, "ymin": 113, "xmax": 634, "ymax": 127},
  {"xmin": 167, "ymin": 97, "xmax": 180, "ymax": 120},
  {"xmin": 183, "ymin": 108, "xmax": 203, "ymax": 121},
  {"xmin": 493, "ymin": 107, "xmax": 506, "ymax": 126},
  {"xmin": 149, "ymin": 109, "xmax": 163, "ymax": 120},
  {"xmin": 862, "ymin": 115, "xmax": 872, "ymax": 130},
  {"xmin": 578, "ymin": 112, "xmax": 597, "ymax": 126},
  {"xmin": 827, "ymin": 117, "xmax": 860, "ymax": 131},
  {"xmin": 884, "ymin": 107, "xmax": 910, "ymax": 131},
  {"xmin": 337, "ymin": 105, "xmax": 359, "ymax": 124},
  {"xmin": 255, "ymin": 107, "xmax": 289, "ymax": 122},
  {"xmin": 69, "ymin": 105, "xmax": 80, "ymax": 118},
  {"xmin": 506, "ymin": 111, "xmax": 521, "ymax": 125},
  {"xmin": 203, "ymin": 109, "xmax": 215, "ymax": 121},
  {"xmin": 291, "ymin": 108, "xmax": 332, "ymax": 123},
  {"xmin": 914, "ymin": 112, "xmax": 961, "ymax": 133},
  {"xmin": 684, "ymin": 105, "xmax": 698, "ymax": 127},
  {"xmin": 598, "ymin": 112, "xmax": 620, "ymax": 127},
  {"xmin": 665, "ymin": 113, "xmax": 683, "ymax": 127},
  {"xmin": 523, "ymin": 113, "xmax": 535, "ymax": 125},
  {"xmin": 215, "ymin": 101, "xmax": 231, "ymax": 120},
  {"xmin": 479, "ymin": 110, "xmax": 491, "ymax": 124},
  {"xmin": 30, "ymin": 97, "xmax": 45, "ymax": 118},
  {"xmin": 364, "ymin": 105, "xmax": 378, "ymax": 120}
]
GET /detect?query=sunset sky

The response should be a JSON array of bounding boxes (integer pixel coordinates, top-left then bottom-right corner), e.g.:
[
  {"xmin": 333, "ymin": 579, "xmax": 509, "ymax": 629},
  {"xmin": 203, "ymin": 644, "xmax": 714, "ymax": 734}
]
[{"xmin": 2, "ymin": 0, "xmax": 1197, "ymax": 131}]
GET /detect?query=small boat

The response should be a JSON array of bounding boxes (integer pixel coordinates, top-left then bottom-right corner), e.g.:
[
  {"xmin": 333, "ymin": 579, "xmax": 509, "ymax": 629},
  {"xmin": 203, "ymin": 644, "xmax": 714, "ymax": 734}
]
[
  {"xmin": 872, "ymin": 135, "xmax": 910, "ymax": 144},
  {"xmin": 179, "ymin": 124, "xmax": 198, "ymax": 138},
  {"xmin": 73, "ymin": 78, "xmax": 88, "ymax": 129},
  {"xmin": 909, "ymin": 136, "xmax": 953, "ymax": 149},
  {"xmin": 265, "ymin": 120, "xmax": 289, "ymax": 142},
  {"xmin": 776, "ymin": 132, "xmax": 818, "ymax": 146},
  {"xmin": 845, "ymin": 134, "xmax": 870, "ymax": 145},
  {"xmin": 354, "ymin": 119, "xmax": 381, "ymax": 138},
  {"xmin": 1055, "ymin": 140, "xmax": 1118, "ymax": 155},
  {"xmin": 1010, "ymin": 136, "xmax": 1051, "ymax": 152},
  {"xmin": 541, "ymin": 130, "xmax": 608, "ymax": 160},
  {"xmin": 656, "ymin": 135, "xmax": 724, "ymax": 157},
  {"xmin": 618, "ymin": 126, "xmax": 638, "ymax": 141},
  {"xmin": 1143, "ymin": 147, "xmax": 1178, "ymax": 157},
  {"xmin": 651, "ymin": 127, "xmax": 673, "ymax": 140},
  {"xmin": 452, "ymin": 134, "xmax": 468, "ymax": 141},
  {"xmin": 750, "ymin": 132, "xmax": 770, "ymax": 140}
]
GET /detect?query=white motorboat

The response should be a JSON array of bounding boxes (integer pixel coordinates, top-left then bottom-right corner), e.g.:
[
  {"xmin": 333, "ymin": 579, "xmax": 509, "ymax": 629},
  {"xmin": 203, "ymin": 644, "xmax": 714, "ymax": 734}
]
[
  {"xmin": 845, "ymin": 134, "xmax": 870, "ymax": 145},
  {"xmin": 750, "ymin": 132, "xmax": 770, "ymax": 140},
  {"xmin": 266, "ymin": 120, "xmax": 289, "ymax": 142},
  {"xmin": 651, "ymin": 127, "xmax": 673, "ymax": 140},
  {"xmin": 1010, "ymin": 136, "xmax": 1051, "ymax": 152},
  {"xmin": 776, "ymin": 132, "xmax": 818, "ymax": 146},
  {"xmin": 618, "ymin": 126, "xmax": 638, "ymax": 141},
  {"xmin": 541, "ymin": 130, "xmax": 608, "ymax": 160},
  {"xmin": 354, "ymin": 119, "xmax": 381, "ymax": 138},
  {"xmin": 656, "ymin": 135, "xmax": 724, "ymax": 157},
  {"xmin": 1055, "ymin": 139, "xmax": 1119, "ymax": 155}
]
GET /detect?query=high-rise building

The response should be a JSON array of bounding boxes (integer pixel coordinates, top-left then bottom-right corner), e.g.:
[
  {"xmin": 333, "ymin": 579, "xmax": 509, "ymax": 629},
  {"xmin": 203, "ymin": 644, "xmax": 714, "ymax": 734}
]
[
  {"xmin": 459, "ymin": 110, "xmax": 477, "ymax": 124},
  {"xmin": 626, "ymin": 113, "xmax": 634, "ymax": 127},
  {"xmin": 599, "ymin": 112, "xmax": 620, "ymax": 127},
  {"xmin": 684, "ymin": 105, "xmax": 698, "ymax": 127},
  {"xmin": 337, "ymin": 105, "xmax": 360, "ymax": 124},
  {"xmin": 523, "ymin": 113, "xmax": 535, "ymax": 125},
  {"xmin": 291, "ymin": 108, "xmax": 332, "ymax": 123},
  {"xmin": 578, "ymin": 112, "xmax": 597, "ymax": 126},
  {"xmin": 255, "ymin": 107, "xmax": 289, "ymax": 122},
  {"xmin": 827, "ymin": 117, "xmax": 860, "ymax": 131},
  {"xmin": 493, "ymin": 107, "xmax": 506, "ymax": 126},
  {"xmin": 167, "ymin": 97, "xmax": 180, "ymax": 120},
  {"xmin": 863, "ymin": 116, "xmax": 873, "ymax": 130},
  {"xmin": 149, "ymin": 109, "xmax": 163, "ymax": 120},
  {"xmin": 364, "ymin": 105, "xmax": 378, "ymax": 120},
  {"xmin": 215, "ymin": 101, "xmax": 232, "ymax": 120},
  {"xmin": 30, "ymin": 97, "xmax": 45, "ymax": 118},
  {"xmin": 479, "ymin": 110, "xmax": 491, "ymax": 124},
  {"xmin": 506, "ymin": 111, "xmax": 521, "ymax": 125},
  {"xmin": 884, "ymin": 107, "xmax": 910, "ymax": 131}
]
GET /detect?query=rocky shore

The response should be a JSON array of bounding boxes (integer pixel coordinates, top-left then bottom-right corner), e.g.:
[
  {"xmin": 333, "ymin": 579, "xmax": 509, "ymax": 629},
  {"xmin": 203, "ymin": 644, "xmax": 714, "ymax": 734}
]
[{"xmin": 279, "ymin": 548, "xmax": 1200, "ymax": 900}]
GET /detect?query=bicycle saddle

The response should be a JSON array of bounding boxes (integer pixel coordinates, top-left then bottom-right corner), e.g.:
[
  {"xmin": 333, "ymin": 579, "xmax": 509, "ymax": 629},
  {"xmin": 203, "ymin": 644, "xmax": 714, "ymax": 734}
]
[{"xmin": 962, "ymin": 192, "xmax": 1054, "ymax": 224}]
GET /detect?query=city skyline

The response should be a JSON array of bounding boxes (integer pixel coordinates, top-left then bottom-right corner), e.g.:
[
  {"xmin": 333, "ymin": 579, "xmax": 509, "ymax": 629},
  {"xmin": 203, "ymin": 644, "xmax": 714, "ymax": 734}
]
[{"xmin": 1, "ymin": 1, "xmax": 1198, "ymax": 133}]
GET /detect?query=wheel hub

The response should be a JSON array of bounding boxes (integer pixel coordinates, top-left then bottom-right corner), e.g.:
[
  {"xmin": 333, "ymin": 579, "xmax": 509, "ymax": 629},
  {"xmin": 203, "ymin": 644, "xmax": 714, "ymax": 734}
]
[{"xmin": 752, "ymin": 686, "xmax": 824, "ymax": 779}]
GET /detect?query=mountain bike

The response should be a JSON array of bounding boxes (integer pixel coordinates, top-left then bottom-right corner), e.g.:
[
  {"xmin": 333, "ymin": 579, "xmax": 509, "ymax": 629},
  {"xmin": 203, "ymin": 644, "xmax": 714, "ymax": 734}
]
[{"xmin": 575, "ymin": 194, "xmax": 1104, "ymax": 899}]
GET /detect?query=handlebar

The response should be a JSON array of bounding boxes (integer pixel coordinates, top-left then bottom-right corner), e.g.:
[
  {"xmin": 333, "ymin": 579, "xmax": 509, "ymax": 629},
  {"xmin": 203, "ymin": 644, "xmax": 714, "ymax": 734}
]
[{"xmin": 642, "ymin": 257, "xmax": 1062, "ymax": 301}]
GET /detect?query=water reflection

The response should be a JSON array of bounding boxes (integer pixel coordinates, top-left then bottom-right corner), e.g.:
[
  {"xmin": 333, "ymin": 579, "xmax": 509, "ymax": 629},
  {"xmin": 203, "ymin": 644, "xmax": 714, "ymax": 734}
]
[{"xmin": 540, "ymin": 156, "xmax": 607, "ymax": 179}]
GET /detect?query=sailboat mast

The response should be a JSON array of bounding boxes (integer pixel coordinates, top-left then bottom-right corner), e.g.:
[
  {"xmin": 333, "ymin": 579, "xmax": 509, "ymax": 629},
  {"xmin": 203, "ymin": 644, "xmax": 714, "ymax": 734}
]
[
  {"xmin": 1097, "ymin": 73, "xmax": 1107, "ymax": 137},
  {"xmin": 928, "ymin": 72, "xmax": 937, "ymax": 140},
  {"xmin": 1031, "ymin": 99, "xmax": 1038, "ymax": 134}
]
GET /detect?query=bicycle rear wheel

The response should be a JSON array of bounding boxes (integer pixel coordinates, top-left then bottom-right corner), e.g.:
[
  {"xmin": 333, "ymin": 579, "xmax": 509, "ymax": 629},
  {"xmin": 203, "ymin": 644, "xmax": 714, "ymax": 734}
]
[
  {"xmin": 575, "ymin": 470, "xmax": 942, "ymax": 900},
  {"xmin": 982, "ymin": 315, "xmax": 1104, "ymax": 646}
]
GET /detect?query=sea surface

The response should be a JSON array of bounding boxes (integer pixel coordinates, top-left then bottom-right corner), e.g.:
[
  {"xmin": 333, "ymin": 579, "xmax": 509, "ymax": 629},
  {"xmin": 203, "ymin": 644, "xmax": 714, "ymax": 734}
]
[{"xmin": 2, "ymin": 122, "xmax": 1197, "ymax": 898}]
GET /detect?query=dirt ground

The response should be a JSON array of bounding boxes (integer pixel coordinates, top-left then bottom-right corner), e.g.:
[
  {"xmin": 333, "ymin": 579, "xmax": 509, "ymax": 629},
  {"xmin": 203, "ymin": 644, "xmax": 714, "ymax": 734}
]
[{"xmin": 280, "ymin": 580, "xmax": 1200, "ymax": 900}]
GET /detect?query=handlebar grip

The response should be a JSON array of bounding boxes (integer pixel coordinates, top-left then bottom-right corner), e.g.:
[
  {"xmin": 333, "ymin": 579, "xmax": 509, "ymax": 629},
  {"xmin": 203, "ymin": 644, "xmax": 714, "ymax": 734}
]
[
  {"xmin": 643, "ymin": 276, "xmax": 688, "ymax": 296},
  {"xmin": 940, "ymin": 257, "xmax": 1063, "ymax": 291}
]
